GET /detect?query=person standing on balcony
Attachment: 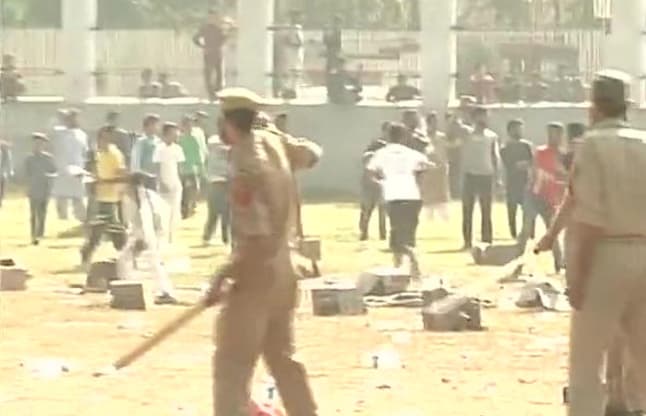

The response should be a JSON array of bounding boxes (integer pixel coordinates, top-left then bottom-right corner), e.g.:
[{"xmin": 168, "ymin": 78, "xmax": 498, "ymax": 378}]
[
  {"xmin": 323, "ymin": 15, "xmax": 343, "ymax": 89},
  {"xmin": 193, "ymin": 8, "xmax": 235, "ymax": 102},
  {"xmin": 283, "ymin": 10, "xmax": 305, "ymax": 98}
]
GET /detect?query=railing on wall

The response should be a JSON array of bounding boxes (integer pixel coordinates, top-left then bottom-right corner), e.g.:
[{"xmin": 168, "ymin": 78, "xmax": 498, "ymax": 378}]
[{"xmin": 0, "ymin": 28, "xmax": 604, "ymax": 97}]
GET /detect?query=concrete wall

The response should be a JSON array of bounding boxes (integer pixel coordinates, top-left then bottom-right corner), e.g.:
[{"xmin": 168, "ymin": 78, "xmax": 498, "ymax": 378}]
[{"xmin": 2, "ymin": 101, "xmax": 632, "ymax": 198}]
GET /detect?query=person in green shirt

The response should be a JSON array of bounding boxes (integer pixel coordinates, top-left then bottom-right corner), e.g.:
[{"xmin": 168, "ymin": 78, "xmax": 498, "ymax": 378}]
[
  {"xmin": 130, "ymin": 113, "xmax": 161, "ymax": 190},
  {"xmin": 178, "ymin": 115, "xmax": 205, "ymax": 219}
]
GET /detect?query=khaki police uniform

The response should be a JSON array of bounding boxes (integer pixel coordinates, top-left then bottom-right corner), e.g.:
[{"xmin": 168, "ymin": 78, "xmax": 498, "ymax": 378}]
[
  {"xmin": 212, "ymin": 88, "xmax": 320, "ymax": 416},
  {"xmin": 568, "ymin": 92, "xmax": 646, "ymax": 415},
  {"xmin": 563, "ymin": 129, "xmax": 636, "ymax": 415}
]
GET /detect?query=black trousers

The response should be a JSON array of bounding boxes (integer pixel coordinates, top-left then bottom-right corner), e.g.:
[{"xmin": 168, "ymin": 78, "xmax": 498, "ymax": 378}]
[
  {"xmin": 386, "ymin": 200, "xmax": 422, "ymax": 254},
  {"xmin": 462, "ymin": 174, "xmax": 493, "ymax": 246},
  {"xmin": 448, "ymin": 150, "xmax": 462, "ymax": 199},
  {"xmin": 359, "ymin": 182, "xmax": 386, "ymax": 240},
  {"xmin": 81, "ymin": 202, "xmax": 126, "ymax": 262},
  {"xmin": 518, "ymin": 191, "xmax": 563, "ymax": 271},
  {"xmin": 203, "ymin": 181, "xmax": 230, "ymax": 244},
  {"xmin": 29, "ymin": 197, "xmax": 49, "ymax": 240},
  {"xmin": 505, "ymin": 185, "xmax": 526, "ymax": 239},
  {"xmin": 204, "ymin": 54, "xmax": 223, "ymax": 101},
  {"xmin": 181, "ymin": 174, "xmax": 199, "ymax": 219}
]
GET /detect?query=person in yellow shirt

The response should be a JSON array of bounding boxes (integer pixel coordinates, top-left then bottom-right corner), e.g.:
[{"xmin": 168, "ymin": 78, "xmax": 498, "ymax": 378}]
[{"xmin": 80, "ymin": 126, "xmax": 127, "ymax": 268}]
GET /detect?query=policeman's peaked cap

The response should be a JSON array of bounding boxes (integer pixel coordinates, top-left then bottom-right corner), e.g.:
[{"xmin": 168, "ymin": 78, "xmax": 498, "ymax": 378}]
[
  {"xmin": 592, "ymin": 69, "xmax": 632, "ymax": 105},
  {"xmin": 218, "ymin": 88, "xmax": 267, "ymax": 112},
  {"xmin": 32, "ymin": 132, "xmax": 49, "ymax": 142}
]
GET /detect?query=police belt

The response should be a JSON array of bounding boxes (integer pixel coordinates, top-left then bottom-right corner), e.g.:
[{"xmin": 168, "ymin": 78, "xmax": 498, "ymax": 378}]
[{"xmin": 600, "ymin": 235, "xmax": 646, "ymax": 243}]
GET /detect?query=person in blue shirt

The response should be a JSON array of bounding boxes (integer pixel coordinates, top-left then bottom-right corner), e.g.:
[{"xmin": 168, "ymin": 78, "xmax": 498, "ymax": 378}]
[{"xmin": 24, "ymin": 133, "xmax": 57, "ymax": 245}]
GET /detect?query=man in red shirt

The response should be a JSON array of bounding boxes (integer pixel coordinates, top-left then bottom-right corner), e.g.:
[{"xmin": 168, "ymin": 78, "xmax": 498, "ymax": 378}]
[
  {"xmin": 517, "ymin": 121, "xmax": 567, "ymax": 273},
  {"xmin": 193, "ymin": 9, "xmax": 234, "ymax": 101}
]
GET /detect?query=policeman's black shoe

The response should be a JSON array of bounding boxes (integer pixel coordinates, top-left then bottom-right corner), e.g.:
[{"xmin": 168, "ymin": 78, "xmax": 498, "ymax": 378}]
[
  {"xmin": 31, "ymin": 239, "xmax": 39, "ymax": 246},
  {"xmin": 359, "ymin": 234, "xmax": 368, "ymax": 242},
  {"xmin": 154, "ymin": 293, "xmax": 178, "ymax": 305}
]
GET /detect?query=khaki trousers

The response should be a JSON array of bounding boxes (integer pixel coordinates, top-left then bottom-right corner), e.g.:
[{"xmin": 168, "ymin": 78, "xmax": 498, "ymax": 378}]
[
  {"xmin": 569, "ymin": 239, "xmax": 646, "ymax": 416},
  {"xmin": 213, "ymin": 267, "xmax": 317, "ymax": 416},
  {"xmin": 607, "ymin": 335, "xmax": 644, "ymax": 413}
]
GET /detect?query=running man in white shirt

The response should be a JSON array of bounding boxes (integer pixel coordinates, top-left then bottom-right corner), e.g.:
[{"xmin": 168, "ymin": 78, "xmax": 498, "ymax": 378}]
[
  {"xmin": 367, "ymin": 122, "xmax": 432, "ymax": 278},
  {"xmin": 117, "ymin": 172, "xmax": 177, "ymax": 305},
  {"xmin": 154, "ymin": 122, "xmax": 185, "ymax": 243}
]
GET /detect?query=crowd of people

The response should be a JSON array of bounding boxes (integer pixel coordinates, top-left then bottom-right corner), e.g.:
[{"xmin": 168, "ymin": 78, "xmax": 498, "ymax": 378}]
[
  {"xmin": 361, "ymin": 73, "xmax": 646, "ymax": 416},
  {"xmin": 8, "ymin": 105, "xmax": 264, "ymax": 305},
  {"xmin": 0, "ymin": 5, "xmax": 595, "ymax": 109},
  {"xmin": 6, "ymin": 89, "xmax": 324, "ymax": 415},
  {"xmin": 360, "ymin": 96, "xmax": 586, "ymax": 276},
  {"xmin": 469, "ymin": 63, "xmax": 588, "ymax": 104},
  {"xmin": 3, "ymin": 67, "xmax": 646, "ymax": 415}
]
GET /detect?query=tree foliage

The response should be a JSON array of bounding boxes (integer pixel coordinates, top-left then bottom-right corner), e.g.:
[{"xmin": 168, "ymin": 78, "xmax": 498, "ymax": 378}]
[
  {"xmin": 0, "ymin": 0, "xmax": 600, "ymax": 30},
  {"xmin": 0, "ymin": 0, "xmax": 61, "ymax": 27},
  {"xmin": 459, "ymin": 0, "xmax": 600, "ymax": 29}
]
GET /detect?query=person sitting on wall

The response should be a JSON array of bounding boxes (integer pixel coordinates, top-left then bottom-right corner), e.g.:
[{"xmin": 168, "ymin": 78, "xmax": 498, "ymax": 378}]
[
  {"xmin": 525, "ymin": 72, "xmax": 549, "ymax": 103},
  {"xmin": 138, "ymin": 68, "xmax": 161, "ymax": 99},
  {"xmin": 470, "ymin": 63, "xmax": 495, "ymax": 104},
  {"xmin": 158, "ymin": 72, "xmax": 188, "ymax": 99},
  {"xmin": 548, "ymin": 65, "xmax": 572, "ymax": 102},
  {"xmin": 569, "ymin": 76, "xmax": 586, "ymax": 102},
  {"xmin": 327, "ymin": 58, "xmax": 362, "ymax": 104},
  {"xmin": 386, "ymin": 74, "xmax": 421, "ymax": 102},
  {"xmin": 0, "ymin": 54, "xmax": 26, "ymax": 102}
]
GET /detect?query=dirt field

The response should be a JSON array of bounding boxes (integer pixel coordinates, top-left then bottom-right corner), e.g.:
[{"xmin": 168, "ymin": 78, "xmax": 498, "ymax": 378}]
[{"xmin": 0, "ymin": 197, "xmax": 568, "ymax": 416}]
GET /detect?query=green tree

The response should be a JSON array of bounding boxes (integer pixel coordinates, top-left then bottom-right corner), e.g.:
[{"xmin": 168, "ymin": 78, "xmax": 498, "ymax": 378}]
[{"xmin": 1, "ymin": 0, "xmax": 61, "ymax": 27}]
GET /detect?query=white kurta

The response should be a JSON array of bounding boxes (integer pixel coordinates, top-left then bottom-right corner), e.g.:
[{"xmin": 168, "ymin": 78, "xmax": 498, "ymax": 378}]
[
  {"xmin": 117, "ymin": 187, "xmax": 174, "ymax": 296},
  {"xmin": 154, "ymin": 142, "xmax": 185, "ymax": 242},
  {"xmin": 52, "ymin": 127, "xmax": 88, "ymax": 198}
]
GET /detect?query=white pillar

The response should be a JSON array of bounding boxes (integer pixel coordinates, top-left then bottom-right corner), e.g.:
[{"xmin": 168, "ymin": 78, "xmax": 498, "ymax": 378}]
[
  {"xmin": 602, "ymin": 0, "xmax": 646, "ymax": 104},
  {"xmin": 236, "ymin": 0, "xmax": 274, "ymax": 96},
  {"xmin": 62, "ymin": 0, "xmax": 97, "ymax": 103},
  {"xmin": 419, "ymin": 0, "xmax": 457, "ymax": 111}
]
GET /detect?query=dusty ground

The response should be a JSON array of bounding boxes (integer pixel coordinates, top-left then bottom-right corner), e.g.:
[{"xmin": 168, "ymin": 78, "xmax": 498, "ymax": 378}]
[{"xmin": 0, "ymin": 197, "xmax": 568, "ymax": 416}]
